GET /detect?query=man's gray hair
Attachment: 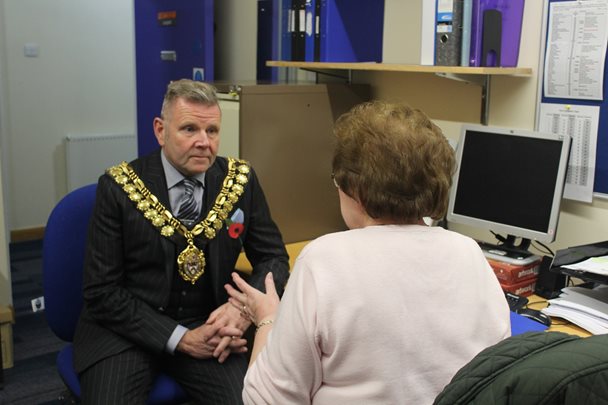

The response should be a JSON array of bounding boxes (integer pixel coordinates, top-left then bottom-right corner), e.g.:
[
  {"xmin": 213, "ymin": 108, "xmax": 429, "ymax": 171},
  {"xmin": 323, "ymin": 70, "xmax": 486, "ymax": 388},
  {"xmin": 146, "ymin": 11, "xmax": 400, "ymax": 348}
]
[{"xmin": 160, "ymin": 79, "xmax": 219, "ymax": 119}]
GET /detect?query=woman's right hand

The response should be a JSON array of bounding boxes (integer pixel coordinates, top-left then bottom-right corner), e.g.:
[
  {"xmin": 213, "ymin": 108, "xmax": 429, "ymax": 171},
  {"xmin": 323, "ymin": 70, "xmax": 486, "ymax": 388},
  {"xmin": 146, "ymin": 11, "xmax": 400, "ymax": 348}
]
[{"xmin": 224, "ymin": 272, "xmax": 279, "ymax": 325}]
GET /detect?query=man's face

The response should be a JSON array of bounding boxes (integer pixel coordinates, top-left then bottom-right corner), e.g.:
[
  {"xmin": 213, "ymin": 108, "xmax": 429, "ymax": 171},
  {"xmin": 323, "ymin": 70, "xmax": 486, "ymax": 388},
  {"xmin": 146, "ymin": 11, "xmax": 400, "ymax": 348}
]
[{"xmin": 153, "ymin": 98, "xmax": 221, "ymax": 176}]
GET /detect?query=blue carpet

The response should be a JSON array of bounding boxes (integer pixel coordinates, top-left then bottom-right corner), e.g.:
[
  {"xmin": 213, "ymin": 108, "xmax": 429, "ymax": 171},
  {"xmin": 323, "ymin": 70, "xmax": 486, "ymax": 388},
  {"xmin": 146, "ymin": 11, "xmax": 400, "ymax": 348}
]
[{"xmin": 1, "ymin": 240, "xmax": 68, "ymax": 404}]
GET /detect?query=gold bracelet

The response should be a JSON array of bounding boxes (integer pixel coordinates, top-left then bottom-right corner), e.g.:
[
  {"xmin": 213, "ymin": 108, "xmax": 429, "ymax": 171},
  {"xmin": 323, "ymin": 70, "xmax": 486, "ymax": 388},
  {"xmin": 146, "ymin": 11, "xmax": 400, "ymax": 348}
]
[{"xmin": 256, "ymin": 319, "xmax": 274, "ymax": 332}]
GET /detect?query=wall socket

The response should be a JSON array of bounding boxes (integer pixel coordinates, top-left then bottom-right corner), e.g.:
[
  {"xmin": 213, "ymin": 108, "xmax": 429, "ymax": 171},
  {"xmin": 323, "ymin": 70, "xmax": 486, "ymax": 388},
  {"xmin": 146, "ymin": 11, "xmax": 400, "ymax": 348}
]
[
  {"xmin": 31, "ymin": 296, "xmax": 45, "ymax": 312},
  {"xmin": 24, "ymin": 43, "xmax": 40, "ymax": 57}
]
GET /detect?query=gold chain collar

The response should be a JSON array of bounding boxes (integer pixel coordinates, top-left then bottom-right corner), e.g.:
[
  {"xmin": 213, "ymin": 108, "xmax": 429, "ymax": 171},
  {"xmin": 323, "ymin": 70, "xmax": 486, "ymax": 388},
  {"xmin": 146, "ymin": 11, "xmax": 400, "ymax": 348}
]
[{"xmin": 106, "ymin": 158, "xmax": 250, "ymax": 284}]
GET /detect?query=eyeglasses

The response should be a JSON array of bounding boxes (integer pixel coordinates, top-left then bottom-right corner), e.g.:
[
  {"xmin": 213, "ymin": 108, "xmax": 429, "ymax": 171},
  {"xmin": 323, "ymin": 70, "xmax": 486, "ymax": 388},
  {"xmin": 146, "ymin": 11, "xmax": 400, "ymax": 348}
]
[{"xmin": 331, "ymin": 173, "xmax": 339, "ymax": 188}]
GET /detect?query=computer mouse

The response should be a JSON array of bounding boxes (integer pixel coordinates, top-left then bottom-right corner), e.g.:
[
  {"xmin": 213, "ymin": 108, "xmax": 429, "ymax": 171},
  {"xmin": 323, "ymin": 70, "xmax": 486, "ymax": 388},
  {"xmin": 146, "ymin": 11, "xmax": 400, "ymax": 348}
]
[{"xmin": 516, "ymin": 308, "xmax": 552, "ymax": 327}]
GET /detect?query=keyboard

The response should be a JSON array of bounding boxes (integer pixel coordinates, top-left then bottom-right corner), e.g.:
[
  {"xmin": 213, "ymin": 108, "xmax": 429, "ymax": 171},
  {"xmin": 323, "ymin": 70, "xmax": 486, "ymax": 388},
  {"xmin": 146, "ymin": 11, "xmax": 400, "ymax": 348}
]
[{"xmin": 505, "ymin": 291, "xmax": 528, "ymax": 312}]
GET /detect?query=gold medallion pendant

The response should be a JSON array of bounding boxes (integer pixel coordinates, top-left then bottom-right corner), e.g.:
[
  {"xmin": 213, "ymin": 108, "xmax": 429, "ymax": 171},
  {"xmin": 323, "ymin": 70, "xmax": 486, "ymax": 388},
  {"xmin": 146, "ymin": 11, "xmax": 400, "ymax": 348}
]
[
  {"xmin": 107, "ymin": 158, "xmax": 250, "ymax": 284},
  {"xmin": 177, "ymin": 242, "xmax": 206, "ymax": 284}
]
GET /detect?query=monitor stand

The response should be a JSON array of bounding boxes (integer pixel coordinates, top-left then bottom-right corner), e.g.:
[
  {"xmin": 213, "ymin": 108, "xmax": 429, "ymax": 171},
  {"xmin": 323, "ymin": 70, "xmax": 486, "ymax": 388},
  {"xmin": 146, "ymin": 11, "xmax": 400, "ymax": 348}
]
[{"xmin": 478, "ymin": 235, "xmax": 540, "ymax": 266}]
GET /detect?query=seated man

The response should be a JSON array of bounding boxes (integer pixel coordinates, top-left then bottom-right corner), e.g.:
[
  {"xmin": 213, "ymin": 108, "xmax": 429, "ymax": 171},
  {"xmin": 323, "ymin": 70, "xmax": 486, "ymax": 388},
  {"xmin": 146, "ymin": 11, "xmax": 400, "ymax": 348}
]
[{"xmin": 73, "ymin": 79, "xmax": 289, "ymax": 404}]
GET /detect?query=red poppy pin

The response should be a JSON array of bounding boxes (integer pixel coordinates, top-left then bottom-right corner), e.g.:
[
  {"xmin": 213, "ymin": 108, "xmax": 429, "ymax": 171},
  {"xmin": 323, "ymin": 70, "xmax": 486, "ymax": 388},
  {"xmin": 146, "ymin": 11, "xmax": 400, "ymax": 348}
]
[{"xmin": 226, "ymin": 208, "xmax": 245, "ymax": 239}]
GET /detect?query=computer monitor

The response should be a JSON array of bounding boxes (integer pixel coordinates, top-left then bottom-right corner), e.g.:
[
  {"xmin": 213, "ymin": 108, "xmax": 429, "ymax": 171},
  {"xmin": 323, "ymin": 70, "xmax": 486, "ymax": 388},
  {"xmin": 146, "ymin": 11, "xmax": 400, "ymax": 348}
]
[{"xmin": 447, "ymin": 124, "xmax": 571, "ymax": 256}]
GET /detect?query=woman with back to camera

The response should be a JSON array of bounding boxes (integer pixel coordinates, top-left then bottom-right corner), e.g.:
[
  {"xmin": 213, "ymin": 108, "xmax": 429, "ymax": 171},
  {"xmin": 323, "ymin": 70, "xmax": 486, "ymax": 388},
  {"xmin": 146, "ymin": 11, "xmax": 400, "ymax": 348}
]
[{"xmin": 223, "ymin": 100, "xmax": 511, "ymax": 404}]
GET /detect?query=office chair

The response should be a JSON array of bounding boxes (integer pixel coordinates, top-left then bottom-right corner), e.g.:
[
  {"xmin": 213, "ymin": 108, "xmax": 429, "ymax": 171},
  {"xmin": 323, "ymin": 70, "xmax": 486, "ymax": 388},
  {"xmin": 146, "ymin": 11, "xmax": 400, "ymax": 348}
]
[{"xmin": 42, "ymin": 183, "xmax": 188, "ymax": 404}]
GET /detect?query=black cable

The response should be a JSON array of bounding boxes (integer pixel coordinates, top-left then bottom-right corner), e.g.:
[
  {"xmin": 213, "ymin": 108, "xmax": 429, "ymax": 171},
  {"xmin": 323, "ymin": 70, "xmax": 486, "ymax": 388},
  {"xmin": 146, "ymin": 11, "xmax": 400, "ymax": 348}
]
[
  {"xmin": 490, "ymin": 231, "xmax": 506, "ymax": 244},
  {"xmin": 490, "ymin": 231, "xmax": 556, "ymax": 258},
  {"xmin": 532, "ymin": 240, "xmax": 555, "ymax": 257}
]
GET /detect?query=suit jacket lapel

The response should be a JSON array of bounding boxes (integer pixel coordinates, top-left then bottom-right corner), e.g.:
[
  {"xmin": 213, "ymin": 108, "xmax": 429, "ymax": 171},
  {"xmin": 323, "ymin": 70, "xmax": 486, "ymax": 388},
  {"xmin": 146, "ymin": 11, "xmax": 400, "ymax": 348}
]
[
  {"xmin": 136, "ymin": 151, "xmax": 178, "ymax": 284},
  {"xmin": 202, "ymin": 160, "xmax": 228, "ymax": 300},
  {"xmin": 203, "ymin": 161, "xmax": 223, "ymax": 217},
  {"xmin": 140, "ymin": 151, "xmax": 171, "ymax": 210}
]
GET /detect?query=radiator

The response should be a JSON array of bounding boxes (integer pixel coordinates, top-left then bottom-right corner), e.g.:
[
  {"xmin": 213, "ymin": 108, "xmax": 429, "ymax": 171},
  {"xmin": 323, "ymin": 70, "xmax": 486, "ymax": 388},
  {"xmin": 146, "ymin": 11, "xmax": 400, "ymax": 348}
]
[{"xmin": 65, "ymin": 133, "xmax": 137, "ymax": 191}]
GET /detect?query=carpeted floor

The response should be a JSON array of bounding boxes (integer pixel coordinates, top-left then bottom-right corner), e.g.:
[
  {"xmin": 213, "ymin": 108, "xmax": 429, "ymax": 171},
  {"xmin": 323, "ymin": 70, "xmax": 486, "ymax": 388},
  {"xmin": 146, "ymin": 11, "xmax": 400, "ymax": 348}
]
[{"xmin": 1, "ymin": 240, "xmax": 68, "ymax": 405}]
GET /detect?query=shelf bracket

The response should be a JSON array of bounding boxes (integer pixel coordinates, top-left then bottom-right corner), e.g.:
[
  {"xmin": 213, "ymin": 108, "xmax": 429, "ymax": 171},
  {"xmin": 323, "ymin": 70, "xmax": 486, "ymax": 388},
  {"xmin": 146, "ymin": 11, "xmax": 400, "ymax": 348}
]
[{"xmin": 435, "ymin": 73, "xmax": 491, "ymax": 125}]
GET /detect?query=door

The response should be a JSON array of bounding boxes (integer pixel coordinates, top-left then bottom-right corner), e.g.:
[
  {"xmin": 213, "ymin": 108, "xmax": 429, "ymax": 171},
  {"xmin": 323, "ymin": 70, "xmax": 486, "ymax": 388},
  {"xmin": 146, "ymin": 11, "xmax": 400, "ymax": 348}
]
[{"xmin": 134, "ymin": 0, "xmax": 214, "ymax": 156}]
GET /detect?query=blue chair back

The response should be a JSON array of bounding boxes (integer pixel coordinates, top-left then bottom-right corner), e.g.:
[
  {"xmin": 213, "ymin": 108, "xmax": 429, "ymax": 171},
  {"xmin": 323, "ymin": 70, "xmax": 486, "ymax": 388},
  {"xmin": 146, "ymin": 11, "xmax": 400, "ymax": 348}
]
[
  {"xmin": 42, "ymin": 184, "xmax": 188, "ymax": 404},
  {"xmin": 43, "ymin": 183, "xmax": 97, "ymax": 342}
]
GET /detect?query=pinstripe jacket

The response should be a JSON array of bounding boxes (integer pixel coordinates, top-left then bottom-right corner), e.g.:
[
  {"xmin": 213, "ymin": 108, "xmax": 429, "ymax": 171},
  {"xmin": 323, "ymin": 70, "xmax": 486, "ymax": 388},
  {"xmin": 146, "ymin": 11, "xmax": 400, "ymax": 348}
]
[{"xmin": 73, "ymin": 150, "xmax": 289, "ymax": 373}]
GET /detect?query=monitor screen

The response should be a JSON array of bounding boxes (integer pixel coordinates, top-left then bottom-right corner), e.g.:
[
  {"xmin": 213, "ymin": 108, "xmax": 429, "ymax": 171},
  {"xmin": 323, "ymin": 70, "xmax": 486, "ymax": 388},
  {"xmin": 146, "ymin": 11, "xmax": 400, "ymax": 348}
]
[{"xmin": 447, "ymin": 124, "xmax": 571, "ymax": 245}]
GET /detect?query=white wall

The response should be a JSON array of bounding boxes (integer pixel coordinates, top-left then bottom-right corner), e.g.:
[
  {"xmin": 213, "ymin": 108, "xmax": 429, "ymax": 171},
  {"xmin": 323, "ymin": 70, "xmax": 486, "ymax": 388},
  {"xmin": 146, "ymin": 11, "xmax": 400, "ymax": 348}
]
[
  {"xmin": 214, "ymin": 0, "xmax": 257, "ymax": 82},
  {"xmin": 0, "ymin": 0, "xmax": 12, "ymax": 305},
  {"xmin": 1, "ymin": 0, "xmax": 136, "ymax": 232},
  {"xmin": 0, "ymin": 152, "xmax": 10, "ymax": 306},
  {"xmin": 382, "ymin": 0, "xmax": 421, "ymax": 64}
]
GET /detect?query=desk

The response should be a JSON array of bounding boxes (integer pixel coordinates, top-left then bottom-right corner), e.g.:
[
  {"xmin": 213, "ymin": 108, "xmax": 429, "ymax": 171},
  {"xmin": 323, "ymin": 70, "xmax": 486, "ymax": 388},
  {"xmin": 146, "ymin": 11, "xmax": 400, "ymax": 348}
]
[{"xmin": 526, "ymin": 294, "xmax": 591, "ymax": 337}]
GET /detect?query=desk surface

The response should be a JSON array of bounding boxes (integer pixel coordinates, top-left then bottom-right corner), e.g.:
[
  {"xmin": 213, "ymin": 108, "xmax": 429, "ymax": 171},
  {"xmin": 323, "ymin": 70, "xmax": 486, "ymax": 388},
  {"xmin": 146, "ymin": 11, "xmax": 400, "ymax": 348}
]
[
  {"xmin": 235, "ymin": 241, "xmax": 310, "ymax": 273},
  {"xmin": 526, "ymin": 294, "xmax": 591, "ymax": 337}
]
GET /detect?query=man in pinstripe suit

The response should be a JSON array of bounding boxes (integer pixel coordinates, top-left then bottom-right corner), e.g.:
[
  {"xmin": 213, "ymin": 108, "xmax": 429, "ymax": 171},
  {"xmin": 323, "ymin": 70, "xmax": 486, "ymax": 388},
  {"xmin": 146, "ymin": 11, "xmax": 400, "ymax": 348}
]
[{"xmin": 73, "ymin": 79, "xmax": 290, "ymax": 404}]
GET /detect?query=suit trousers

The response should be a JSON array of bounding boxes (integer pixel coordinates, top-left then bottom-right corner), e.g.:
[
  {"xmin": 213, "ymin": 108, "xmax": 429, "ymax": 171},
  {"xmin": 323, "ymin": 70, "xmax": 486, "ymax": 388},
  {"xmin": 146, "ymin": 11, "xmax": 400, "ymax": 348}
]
[{"xmin": 79, "ymin": 344, "xmax": 247, "ymax": 405}]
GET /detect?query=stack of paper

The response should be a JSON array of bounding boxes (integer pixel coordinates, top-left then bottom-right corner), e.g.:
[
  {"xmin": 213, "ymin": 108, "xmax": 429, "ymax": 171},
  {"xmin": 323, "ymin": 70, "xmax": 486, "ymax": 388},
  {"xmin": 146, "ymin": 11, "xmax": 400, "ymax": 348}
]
[
  {"xmin": 561, "ymin": 255, "xmax": 608, "ymax": 276},
  {"xmin": 542, "ymin": 285, "xmax": 608, "ymax": 335}
]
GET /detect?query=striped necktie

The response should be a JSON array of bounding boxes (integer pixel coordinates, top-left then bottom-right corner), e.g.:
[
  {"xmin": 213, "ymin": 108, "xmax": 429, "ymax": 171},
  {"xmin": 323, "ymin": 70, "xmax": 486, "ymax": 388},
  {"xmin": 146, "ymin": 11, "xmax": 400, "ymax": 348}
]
[{"xmin": 177, "ymin": 177, "xmax": 199, "ymax": 224}]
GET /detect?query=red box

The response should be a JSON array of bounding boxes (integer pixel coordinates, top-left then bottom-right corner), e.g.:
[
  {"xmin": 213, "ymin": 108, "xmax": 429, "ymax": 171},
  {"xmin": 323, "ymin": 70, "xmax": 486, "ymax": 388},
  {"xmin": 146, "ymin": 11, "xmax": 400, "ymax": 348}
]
[
  {"xmin": 487, "ymin": 258, "xmax": 541, "ymax": 284},
  {"xmin": 500, "ymin": 277, "xmax": 537, "ymax": 297}
]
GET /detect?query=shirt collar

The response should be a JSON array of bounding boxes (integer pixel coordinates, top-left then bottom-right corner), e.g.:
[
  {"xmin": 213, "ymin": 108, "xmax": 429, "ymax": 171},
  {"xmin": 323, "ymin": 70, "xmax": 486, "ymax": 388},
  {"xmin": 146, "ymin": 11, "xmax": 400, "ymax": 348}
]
[{"xmin": 160, "ymin": 149, "xmax": 206, "ymax": 190}]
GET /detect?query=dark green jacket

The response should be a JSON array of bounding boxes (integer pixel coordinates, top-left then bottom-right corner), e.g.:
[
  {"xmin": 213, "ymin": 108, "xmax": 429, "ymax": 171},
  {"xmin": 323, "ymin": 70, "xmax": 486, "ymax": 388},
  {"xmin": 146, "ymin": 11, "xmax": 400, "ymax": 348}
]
[{"xmin": 434, "ymin": 331, "xmax": 608, "ymax": 405}]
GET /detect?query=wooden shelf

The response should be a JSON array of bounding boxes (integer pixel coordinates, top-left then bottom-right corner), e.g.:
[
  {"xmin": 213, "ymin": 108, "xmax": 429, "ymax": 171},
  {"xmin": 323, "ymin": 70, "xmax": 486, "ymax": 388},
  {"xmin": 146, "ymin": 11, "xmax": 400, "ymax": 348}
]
[
  {"xmin": 266, "ymin": 61, "xmax": 533, "ymax": 76},
  {"xmin": 267, "ymin": 61, "xmax": 533, "ymax": 125}
]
